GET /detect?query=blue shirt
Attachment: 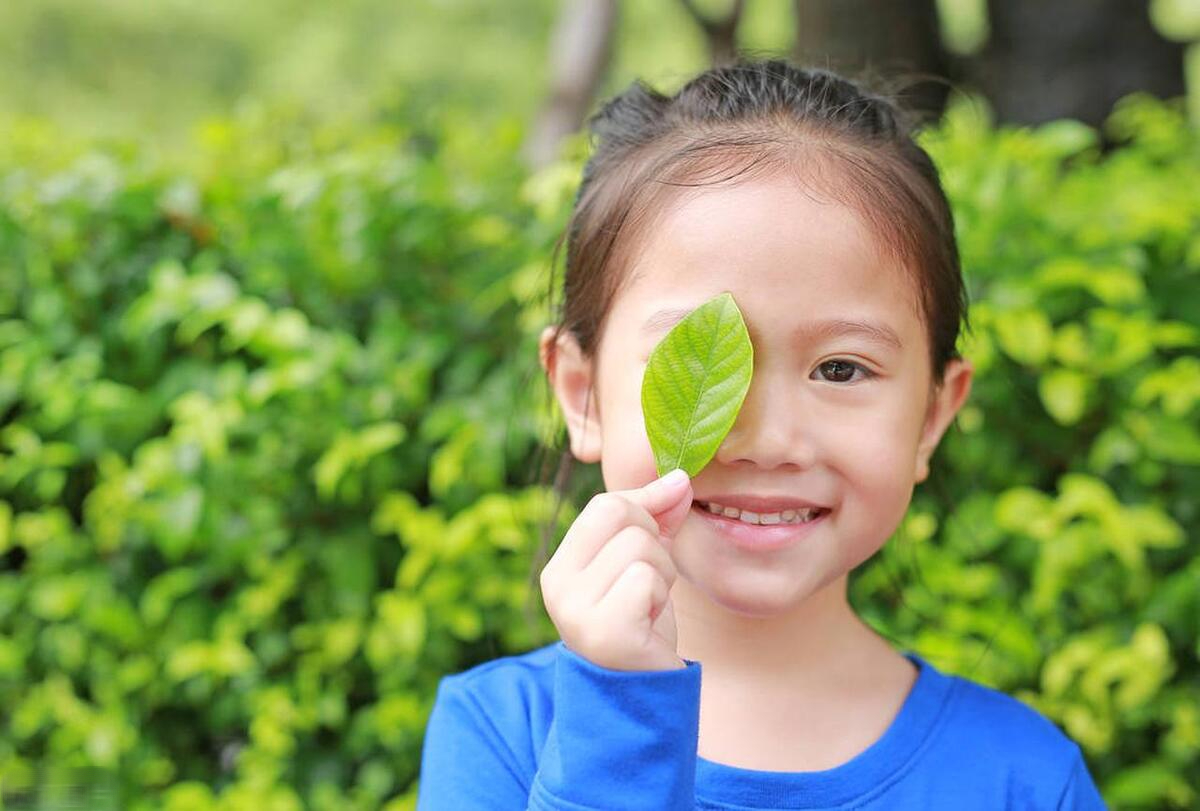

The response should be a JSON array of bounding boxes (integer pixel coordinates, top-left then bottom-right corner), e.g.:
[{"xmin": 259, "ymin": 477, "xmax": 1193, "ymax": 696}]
[{"xmin": 417, "ymin": 641, "xmax": 1108, "ymax": 810}]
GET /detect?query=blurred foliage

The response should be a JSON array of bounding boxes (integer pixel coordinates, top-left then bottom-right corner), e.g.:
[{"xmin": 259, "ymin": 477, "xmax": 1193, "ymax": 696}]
[
  {"xmin": 0, "ymin": 0, "xmax": 554, "ymax": 147},
  {"xmin": 0, "ymin": 99, "xmax": 578, "ymax": 809},
  {"xmin": 852, "ymin": 92, "xmax": 1200, "ymax": 809},
  {"xmin": 7, "ymin": 0, "xmax": 1198, "ymax": 154},
  {"xmin": 0, "ymin": 0, "xmax": 777, "ymax": 152},
  {"xmin": 0, "ymin": 85, "xmax": 1198, "ymax": 809}
]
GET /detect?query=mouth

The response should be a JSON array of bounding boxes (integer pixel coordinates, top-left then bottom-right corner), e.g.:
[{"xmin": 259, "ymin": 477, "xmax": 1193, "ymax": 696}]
[
  {"xmin": 692, "ymin": 499, "xmax": 829, "ymax": 526},
  {"xmin": 690, "ymin": 500, "xmax": 830, "ymax": 552}
]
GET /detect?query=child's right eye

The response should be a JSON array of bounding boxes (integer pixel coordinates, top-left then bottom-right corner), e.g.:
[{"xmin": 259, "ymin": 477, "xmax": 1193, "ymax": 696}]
[{"xmin": 813, "ymin": 359, "xmax": 874, "ymax": 384}]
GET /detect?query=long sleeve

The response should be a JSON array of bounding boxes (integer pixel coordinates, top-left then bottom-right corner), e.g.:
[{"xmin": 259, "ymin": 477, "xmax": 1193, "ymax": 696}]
[
  {"xmin": 415, "ymin": 675, "xmax": 533, "ymax": 809},
  {"xmin": 532, "ymin": 642, "xmax": 702, "ymax": 810},
  {"xmin": 416, "ymin": 641, "xmax": 703, "ymax": 810},
  {"xmin": 1055, "ymin": 746, "xmax": 1108, "ymax": 811}
]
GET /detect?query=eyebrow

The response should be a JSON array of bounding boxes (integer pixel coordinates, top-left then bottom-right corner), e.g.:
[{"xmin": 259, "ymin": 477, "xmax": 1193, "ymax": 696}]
[{"xmin": 641, "ymin": 309, "xmax": 903, "ymax": 350}]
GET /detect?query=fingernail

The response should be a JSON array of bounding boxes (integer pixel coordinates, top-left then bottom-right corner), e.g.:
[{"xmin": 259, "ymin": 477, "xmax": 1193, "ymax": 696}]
[{"xmin": 659, "ymin": 468, "xmax": 688, "ymax": 488}]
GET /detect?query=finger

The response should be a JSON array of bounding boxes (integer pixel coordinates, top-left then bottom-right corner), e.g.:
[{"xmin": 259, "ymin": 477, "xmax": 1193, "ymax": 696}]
[
  {"xmin": 579, "ymin": 524, "xmax": 677, "ymax": 607},
  {"xmin": 652, "ymin": 488, "xmax": 694, "ymax": 543},
  {"xmin": 608, "ymin": 468, "xmax": 693, "ymax": 539},
  {"xmin": 650, "ymin": 581, "xmax": 677, "ymax": 629},
  {"xmin": 597, "ymin": 559, "xmax": 669, "ymax": 639},
  {"xmin": 546, "ymin": 490, "xmax": 663, "ymax": 577}
]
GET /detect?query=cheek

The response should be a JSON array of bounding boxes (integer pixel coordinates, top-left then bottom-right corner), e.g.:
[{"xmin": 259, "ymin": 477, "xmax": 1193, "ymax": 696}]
[
  {"xmin": 833, "ymin": 401, "xmax": 924, "ymax": 503},
  {"xmin": 837, "ymin": 405, "xmax": 925, "ymax": 557},
  {"xmin": 853, "ymin": 424, "xmax": 917, "ymax": 477},
  {"xmin": 598, "ymin": 377, "xmax": 661, "ymax": 491}
]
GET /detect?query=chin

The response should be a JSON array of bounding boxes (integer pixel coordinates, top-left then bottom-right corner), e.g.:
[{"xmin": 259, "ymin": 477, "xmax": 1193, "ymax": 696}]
[{"xmin": 691, "ymin": 564, "xmax": 832, "ymax": 618}]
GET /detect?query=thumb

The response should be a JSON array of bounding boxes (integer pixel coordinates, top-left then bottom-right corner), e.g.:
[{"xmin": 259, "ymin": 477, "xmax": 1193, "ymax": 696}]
[{"xmin": 622, "ymin": 468, "xmax": 692, "ymax": 539}]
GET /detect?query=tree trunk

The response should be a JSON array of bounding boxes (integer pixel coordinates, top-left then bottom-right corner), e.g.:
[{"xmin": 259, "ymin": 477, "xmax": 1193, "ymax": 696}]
[
  {"xmin": 677, "ymin": 0, "xmax": 747, "ymax": 67},
  {"xmin": 523, "ymin": 0, "xmax": 619, "ymax": 171},
  {"xmin": 791, "ymin": 0, "xmax": 952, "ymax": 123},
  {"xmin": 970, "ymin": 0, "xmax": 1185, "ymax": 129}
]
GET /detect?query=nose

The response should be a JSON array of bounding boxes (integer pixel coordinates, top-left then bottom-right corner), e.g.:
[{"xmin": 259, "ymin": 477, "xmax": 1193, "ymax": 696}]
[{"xmin": 713, "ymin": 364, "xmax": 818, "ymax": 470}]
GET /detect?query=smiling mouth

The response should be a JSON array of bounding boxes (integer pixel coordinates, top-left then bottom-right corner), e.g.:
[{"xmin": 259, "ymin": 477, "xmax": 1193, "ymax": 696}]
[{"xmin": 692, "ymin": 500, "xmax": 829, "ymax": 526}]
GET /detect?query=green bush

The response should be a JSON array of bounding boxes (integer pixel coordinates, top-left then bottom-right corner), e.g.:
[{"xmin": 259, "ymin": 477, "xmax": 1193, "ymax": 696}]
[
  {"xmin": 0, "ymin": 93, "xmax": 1196, "ymax": 809},
  {"xmin": 855, "ymin": 93, "xmax": 1200, "ymax": 809},
  {"xmin": 0, "ymin": 106, "xmax": 574, "ymax": 810}
]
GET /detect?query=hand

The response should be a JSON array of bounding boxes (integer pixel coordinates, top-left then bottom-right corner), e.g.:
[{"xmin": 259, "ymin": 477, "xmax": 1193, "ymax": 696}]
[{"xmin": 539, "ymin": 469, "xmax": 693, "ymax": 672}]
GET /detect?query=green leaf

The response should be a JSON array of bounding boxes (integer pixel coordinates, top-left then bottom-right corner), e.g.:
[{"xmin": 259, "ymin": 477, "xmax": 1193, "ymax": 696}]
[
  {"xmin": 1039, "ymin": 368, "xmax": 1093, "ymax": 425},
  {"xmin": 1126, "ymin": 412, "xmax": 1200, "ymax": 464},
  {"xmin": 994, "ymin": 307, "xmax": 1053, "ymax": 366},
  {"xmin": 640, "ymin": 292, "xmax": 753, "ymax": 477}
]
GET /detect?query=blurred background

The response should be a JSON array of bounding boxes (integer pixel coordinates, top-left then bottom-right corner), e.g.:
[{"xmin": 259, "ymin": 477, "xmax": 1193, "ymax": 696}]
[
  {"xmin": 3, "ymin": 0, "xmax": 1200, "ymax": 155},
  {"xmin": 0, "ymin": 1, "xmax": 1198, "ymax": 809}
]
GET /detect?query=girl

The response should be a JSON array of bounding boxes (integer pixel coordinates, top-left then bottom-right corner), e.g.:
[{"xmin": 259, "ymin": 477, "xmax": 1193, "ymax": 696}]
[{"xmin": 417, "ymin": 59, "xmax": 1107, "ymax": 810}]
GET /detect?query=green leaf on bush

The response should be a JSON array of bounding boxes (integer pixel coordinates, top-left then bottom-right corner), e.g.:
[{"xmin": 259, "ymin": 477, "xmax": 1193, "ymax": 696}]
[
  {"xmin": 994, "ymin": 307, "xmax": 1053, "ymax": 365},
  {"xmin": 640, "ymin": 292, "xmax": 753, "ymax": 477},
  {"xmin": 1039, "ymin": 368, "xmax": 1092, "ymax": 425}
]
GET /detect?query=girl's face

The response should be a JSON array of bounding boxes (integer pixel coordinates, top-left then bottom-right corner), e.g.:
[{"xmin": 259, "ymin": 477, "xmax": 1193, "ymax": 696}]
[{"xmin": 542, "ymin": 171, "xmax": 972, "ymax": 617}]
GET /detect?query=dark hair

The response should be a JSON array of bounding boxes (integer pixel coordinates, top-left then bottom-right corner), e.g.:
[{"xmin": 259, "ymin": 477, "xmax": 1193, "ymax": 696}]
[{"xmin": 520, "ymin": 58, "xmax": 974, "ymax": 653}]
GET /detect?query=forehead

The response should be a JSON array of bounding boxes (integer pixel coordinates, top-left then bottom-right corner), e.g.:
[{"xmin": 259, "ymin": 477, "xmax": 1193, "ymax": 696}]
[{"xmin": 618, "ymin": 173, "xmax": 922, "ymax": 329}]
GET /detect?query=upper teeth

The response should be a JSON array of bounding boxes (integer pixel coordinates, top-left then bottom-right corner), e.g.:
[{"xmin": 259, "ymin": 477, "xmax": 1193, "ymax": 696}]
[{"xmin": 700, "ymin": 501, "xmax": 823, "ymax": 525}]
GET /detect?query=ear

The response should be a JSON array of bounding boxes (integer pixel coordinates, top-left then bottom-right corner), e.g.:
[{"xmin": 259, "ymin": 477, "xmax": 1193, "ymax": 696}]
[
  {"xmin": 539, "ymin": 325, "xmax": 603, "ymax": 464},
  {"xmin": 913, "ymin": 357, "xmax": 973, "ymax": 484}
]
